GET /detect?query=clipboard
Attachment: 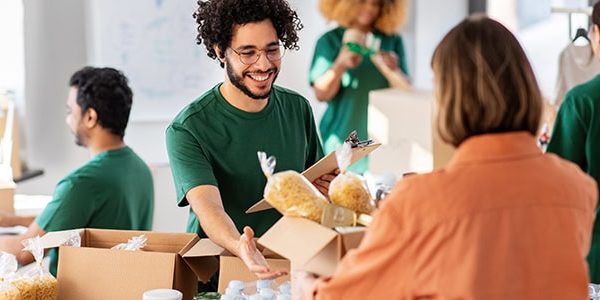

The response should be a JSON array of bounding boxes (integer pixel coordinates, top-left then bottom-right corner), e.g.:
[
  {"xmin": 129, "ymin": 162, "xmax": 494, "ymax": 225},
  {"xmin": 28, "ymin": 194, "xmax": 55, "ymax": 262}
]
[{"xmin": 246, "ymin": 142, "xmax": 380, "ymax": 214}]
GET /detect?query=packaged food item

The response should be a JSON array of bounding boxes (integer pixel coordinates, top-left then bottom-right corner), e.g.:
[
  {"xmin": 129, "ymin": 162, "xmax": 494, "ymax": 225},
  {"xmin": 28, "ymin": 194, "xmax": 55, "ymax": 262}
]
[
  {"xmin": 111, "ymin": 234, "xmax": 147, "ymax": 251},
  {"xmin": 0, "ymin": 252, "xmax": 20, "ymax": 300},
  {"xmin": 321, "ymin": 204, "xmax": 373, "ymax": 228},
  {"xmin": 258, "ymin": 152, "xmax": 328, "ymax": 222},
  {"xmin": 12, "ymin": 236, "xmax": 58, "ymax": 300},
  {"xmin": 328, "ymin": 143, "xmax": 374, "ymax": 214}
]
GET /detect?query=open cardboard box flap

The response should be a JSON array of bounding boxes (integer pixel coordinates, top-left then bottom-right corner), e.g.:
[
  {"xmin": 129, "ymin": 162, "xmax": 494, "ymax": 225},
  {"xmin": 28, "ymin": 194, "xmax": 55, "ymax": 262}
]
[
  {"xmin": 246, "ymin": 143, "xmax": 380, "ymax": 213},
  {"xmin": 257, "ymin": 217, "xmax": 339, "ymax": 266},
  {"xmin": 40, "ymin": 229, "xmax": 84, "ymax": 249}
]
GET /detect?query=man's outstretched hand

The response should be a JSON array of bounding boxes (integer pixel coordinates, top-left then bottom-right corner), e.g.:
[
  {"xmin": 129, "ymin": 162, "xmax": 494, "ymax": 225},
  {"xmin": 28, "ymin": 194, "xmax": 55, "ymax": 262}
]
[{"xmin": 238, "ymin": 226, "xmax": 288, "ymax": 279}]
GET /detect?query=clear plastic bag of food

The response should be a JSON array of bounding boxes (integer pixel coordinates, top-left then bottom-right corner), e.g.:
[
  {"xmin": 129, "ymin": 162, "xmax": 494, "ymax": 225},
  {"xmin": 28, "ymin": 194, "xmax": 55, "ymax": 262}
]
[
  {"xmin": 328, "ymin": 143, "xmax": 374, "ymax": 214},
  {"xmin": 258, "ymin": 151, "xmax": 328, "ymax": 222},
  {"xmin": 111, "ymin": 234, "xmax": 147, "ymax": 251},
  {"xmin": 11, "ymin": 236, "xmax": 58, "ymax": 300},
  {"xmin": 0, "ymin": 252, "xmax": 20, "ymax": 300}
]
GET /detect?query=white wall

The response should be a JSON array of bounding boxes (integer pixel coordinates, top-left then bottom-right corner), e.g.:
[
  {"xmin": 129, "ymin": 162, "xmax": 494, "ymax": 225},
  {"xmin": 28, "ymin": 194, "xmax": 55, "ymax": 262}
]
[
  {"xmin": 20, "ymin": 0, "xmax": 89, "ymax": 195},
  {"xmin": 411, "ymin": 0, "xmax": 469, "ymax": 89}
]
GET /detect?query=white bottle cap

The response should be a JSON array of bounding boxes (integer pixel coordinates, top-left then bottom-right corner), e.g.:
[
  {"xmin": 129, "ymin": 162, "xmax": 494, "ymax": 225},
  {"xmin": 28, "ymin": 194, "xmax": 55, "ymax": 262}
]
[
  {"xmin": 278, "ymin": 282, "xmax": 291, "ymax": 295},
  {"xmin": 228, "ymin": 280, "xmax": 245, "ymax": 291},
  {"xmin": 256, "ymin": 279, "xmax": 272, "ymax": 290},
  {"xmin": 142, "ymin": 289, "xmax": 183, "ymax": 300}
]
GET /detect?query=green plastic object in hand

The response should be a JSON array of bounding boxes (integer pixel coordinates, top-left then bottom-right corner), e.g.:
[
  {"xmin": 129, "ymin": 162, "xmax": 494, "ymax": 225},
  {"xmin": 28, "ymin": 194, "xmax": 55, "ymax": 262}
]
[{"xmin": 345, "ymin": 42, "xmax": 376, "ymax": 57}]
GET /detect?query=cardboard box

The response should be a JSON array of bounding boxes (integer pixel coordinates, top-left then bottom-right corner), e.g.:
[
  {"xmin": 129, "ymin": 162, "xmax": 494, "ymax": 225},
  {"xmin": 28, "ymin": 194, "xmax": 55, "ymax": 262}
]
[
  {"xmin": 0, "ymin": 181, "xmax": 15, "ymax": 214},
  {"xmin": 41, "ymin": 229, "xmax": 220, "ymax": 300},
  {"xmin": 258, "ymin": 216, "xmax": 366, "ymax": 277},
  {"xmin": 41, "ymin": 229, "xmax": 292, "ymax": 299},
  {"xmin": 246, "ymin": 143, "xmax": 380, "ymax": 213},
  {"xmin": 183, "ymin": 238, "xmax": 290, "ymax": 293}
]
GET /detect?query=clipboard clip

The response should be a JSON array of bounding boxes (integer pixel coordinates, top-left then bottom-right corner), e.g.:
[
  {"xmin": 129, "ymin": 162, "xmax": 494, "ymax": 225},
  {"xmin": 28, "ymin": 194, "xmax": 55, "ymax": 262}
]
[{"xmin": 344, "ymin": 130, "xmax": 373, "ymax": 148}]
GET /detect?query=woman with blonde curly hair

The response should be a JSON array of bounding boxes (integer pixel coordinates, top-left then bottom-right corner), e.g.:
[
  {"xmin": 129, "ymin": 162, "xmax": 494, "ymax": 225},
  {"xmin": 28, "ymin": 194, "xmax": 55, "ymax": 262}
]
[{"xmin": 310, "ymin": 0, "xmax": 409, "ymax": 174}]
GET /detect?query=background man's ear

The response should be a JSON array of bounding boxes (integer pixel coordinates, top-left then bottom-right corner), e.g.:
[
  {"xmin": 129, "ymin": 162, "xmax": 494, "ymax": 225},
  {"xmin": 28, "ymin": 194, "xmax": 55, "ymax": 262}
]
[{"xmin": 84, "ymin": 108, "xmax": 99, "ymax": 128}]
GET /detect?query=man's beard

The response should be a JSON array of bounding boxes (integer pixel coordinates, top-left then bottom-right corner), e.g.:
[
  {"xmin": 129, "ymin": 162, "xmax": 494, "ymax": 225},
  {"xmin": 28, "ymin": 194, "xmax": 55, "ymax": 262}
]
[
  {"xmin": 73, "ymin": 130, "xmax": 85, "ymax": 147},
  {"xmin": 226, "ymin": 57, "xmax": 278, "ymax": 100}
]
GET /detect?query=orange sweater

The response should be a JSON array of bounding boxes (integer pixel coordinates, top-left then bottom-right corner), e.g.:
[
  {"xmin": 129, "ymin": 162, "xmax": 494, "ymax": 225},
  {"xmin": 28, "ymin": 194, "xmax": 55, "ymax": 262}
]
[{"xmin": 314, "ymin": 132, "xmax": 598, "ymax": 299}]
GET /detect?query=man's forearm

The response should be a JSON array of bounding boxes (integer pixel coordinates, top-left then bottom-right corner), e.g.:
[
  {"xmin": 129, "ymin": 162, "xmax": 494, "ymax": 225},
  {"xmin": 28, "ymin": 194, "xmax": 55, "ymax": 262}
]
[{"xmin": 192, "ymin": 201, "xmax": 241, "ymax": 256}]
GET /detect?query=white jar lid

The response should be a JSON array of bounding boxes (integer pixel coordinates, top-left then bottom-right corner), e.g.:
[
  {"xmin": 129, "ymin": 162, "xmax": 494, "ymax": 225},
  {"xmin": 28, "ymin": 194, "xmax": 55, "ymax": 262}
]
[{"xmin": 142, "ymin": 289, "xmax": 183, "ymax": 300}]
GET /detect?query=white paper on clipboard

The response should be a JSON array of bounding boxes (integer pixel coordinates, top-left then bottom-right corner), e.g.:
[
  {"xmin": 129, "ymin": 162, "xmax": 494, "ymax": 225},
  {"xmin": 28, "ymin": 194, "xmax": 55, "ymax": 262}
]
[{"xmin": 246, "ymin": 143, "xmax": 381, "ymax": 214}]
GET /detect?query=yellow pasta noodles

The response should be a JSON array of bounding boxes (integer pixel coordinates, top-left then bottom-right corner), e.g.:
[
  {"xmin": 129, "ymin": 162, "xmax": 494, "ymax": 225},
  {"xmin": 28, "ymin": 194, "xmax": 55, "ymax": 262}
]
[
  {"xmin": 264, "ymin": 170, "xmax": 328, "ymax": 222},
  {"xmin": 329, "ymin": 172, "xmax": 374, "ymax": 215}
]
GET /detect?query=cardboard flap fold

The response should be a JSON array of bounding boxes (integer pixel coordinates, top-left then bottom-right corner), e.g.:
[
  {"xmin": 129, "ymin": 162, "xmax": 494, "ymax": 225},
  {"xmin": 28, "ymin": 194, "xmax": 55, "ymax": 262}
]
[
  {"xmin": 40, "ymin": 229, "xmax": 83, "ymax": 249},
  {"xmin": 247, "ymin": 143, "xmax": 381, "ymax": 213},
  {"xmin": 339, "ymin": 228, "xmax": 367, "ymax": 252},
  {"xmin": 183, "ymin": 238, "xmax": 227, "ymax": 258},
  {"xmin": 258, "ymin": 217, "xmax": 338, "ymax": 266},
  {"xmin": 182, "ymin": 238, "xmax": 226, "ymax": 283}
]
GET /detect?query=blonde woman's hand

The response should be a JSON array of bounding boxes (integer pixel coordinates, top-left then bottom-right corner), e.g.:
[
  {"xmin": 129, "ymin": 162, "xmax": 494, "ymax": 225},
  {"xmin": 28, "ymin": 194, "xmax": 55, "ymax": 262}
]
[
  {"xmin": 371, "ymin": 52, "xmax": 410, "ymax": 90},
  {"xmin": 378, "ymin": 51, "xmax": 400, "ymax": 71},
  {"xmin": 334, "ymin": 47, "xmax": 362, "ymax": 71}
]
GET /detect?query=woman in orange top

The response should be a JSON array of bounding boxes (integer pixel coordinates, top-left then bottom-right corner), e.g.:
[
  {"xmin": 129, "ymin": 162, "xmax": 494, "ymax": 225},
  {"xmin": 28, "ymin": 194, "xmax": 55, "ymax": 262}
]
[{"xmin": 294, "ymin": 15, "xmax": 598, "ymax": 299}]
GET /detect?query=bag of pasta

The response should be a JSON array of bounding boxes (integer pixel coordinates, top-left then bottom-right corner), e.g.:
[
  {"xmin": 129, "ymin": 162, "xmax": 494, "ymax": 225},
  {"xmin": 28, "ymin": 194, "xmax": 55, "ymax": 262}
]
[
  {"xmin": 0, "ymin": 252, "xmax": 20, "ymax": 300},
  {"xmin": 11, "ymin": 236, "xmax": 57, "ymax": 300},
  {"xmin": 258, "ymin": 151, "xmax": 328, "ymax": 222},
  {"xmin": 329, "ymin": 142, "xmax": 374, "ymax": 214}
]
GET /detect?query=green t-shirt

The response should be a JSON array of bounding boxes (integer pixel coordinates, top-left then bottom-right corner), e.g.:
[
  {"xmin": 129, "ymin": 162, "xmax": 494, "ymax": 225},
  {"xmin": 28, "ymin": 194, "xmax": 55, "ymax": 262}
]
[
  {"xmin": 547, "ymin": 74, "xmax": 600, "ymax": 282},
  {"xmin": 35, "ymin": 146, "xmax": 154, "ymax": 276},
  {"xmin": 309, "ymin": 27, "xmax": 408, "ymax": 174},
  {"xmin": 166, "ymin": 84, "xmax": 323, "ymax": 237}
]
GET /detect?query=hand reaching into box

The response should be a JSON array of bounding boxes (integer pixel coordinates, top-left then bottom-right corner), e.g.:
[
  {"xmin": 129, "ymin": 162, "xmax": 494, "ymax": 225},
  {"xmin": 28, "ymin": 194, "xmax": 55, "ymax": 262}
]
[{"xmin": 238, "ymin": 226, "xmax": 288, "ymax": 280}]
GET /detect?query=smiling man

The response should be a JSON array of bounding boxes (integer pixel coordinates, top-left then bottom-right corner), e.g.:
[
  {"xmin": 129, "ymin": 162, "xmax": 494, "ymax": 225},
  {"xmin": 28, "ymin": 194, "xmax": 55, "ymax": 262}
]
[{"xmin": 165, "ymin": 0, "xmax": 328, "ymax": 287}]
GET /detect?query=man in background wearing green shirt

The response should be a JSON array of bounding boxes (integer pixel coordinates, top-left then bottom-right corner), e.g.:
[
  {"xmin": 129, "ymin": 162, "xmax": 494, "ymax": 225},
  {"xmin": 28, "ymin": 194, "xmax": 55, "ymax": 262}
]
[
  {"xmin": 166, "ymin": 0, "xmax": 331, "ymax": 284},
  {"xmin": 0, "ymin": 67, "xmax": 154, "ymax": 276}
]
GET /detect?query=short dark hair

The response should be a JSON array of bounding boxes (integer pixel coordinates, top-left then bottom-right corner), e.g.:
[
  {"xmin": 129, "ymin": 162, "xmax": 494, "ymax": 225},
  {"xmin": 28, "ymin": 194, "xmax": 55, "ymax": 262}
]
[
  {"xmin": 193, "ymin": 0, "xmax": 303, "ymax": 68},
  {"xmin": 431, "ymin": 15, "xmax": 542, "ymax": 147},
  {"xmin": 69, "ymin": 66, "xmax": 133, "ymax": 138}
]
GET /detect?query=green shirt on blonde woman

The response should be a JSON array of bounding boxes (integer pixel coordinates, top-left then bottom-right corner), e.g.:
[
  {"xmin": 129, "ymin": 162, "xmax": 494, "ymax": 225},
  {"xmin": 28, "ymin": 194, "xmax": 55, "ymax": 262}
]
[
  {"xmin": 309, "ymin": 27, "xmax": 408, "ymax": 174},
  {"xmin": 547, "ymin": 74, "xmax": 600, "ymax": 283}
]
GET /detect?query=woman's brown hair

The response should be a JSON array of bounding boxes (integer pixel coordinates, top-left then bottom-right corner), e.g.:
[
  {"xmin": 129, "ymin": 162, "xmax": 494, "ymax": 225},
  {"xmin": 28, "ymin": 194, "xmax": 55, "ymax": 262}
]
[
  {"xmin": 319, "ymin": 0, "xmax": 408, "ymax": 35},
  {"xmin": 431, "ymin": 14, "xmax": 542, "ymax": 147}
]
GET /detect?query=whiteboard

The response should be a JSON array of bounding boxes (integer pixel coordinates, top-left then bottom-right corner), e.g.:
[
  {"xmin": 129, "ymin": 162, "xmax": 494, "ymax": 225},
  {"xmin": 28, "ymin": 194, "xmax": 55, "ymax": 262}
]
[{"xmin": 85, "ymin": 0, "xmax": 223, "ymax": 121}]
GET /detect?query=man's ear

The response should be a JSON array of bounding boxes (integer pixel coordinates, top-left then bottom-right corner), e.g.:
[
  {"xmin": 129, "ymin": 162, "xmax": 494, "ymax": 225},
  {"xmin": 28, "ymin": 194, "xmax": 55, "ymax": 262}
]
[
  {"xmin": 83, "ymin": 108, "xmax": 98, "ymax": 129},
  {"xmin": 214, "ymin": 45, "xmax": 225, "ymax": 64}
]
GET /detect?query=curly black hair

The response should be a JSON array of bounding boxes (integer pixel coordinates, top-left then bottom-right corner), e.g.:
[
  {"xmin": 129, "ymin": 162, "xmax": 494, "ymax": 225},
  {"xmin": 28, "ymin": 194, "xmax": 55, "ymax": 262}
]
[
  {"xmin": 193, "ymin": 0, "xmax": 303, "ymax": 68},
  {"xmin": 69, "ymin": 66, "xmax": 133, "ymax": 138}
]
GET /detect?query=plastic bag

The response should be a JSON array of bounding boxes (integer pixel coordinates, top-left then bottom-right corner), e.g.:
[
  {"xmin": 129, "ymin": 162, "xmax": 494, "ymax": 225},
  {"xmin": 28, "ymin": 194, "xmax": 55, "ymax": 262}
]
[
  {"xmin": 111, "ymin": 234, "xmax": 147, "ymax": 251},
  {"xmin": 11, "ymin": 236, "xmax": 57, "ymax": 300},
  {"xmin": 0, "ymin": 252, "xmax": 20, "ymax": 300},
  {"xmin": 258, "ymin": 152, "xmax": 328, "ymax": 222},
  {"xmin": 328, "ymin": 143, "xmax": 374, "ymax": 214}
]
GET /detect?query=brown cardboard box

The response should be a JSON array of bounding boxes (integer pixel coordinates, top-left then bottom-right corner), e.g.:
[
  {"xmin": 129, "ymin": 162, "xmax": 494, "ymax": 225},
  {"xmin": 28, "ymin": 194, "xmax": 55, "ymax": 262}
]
[
  {"xmin": 257, "ymin": 216, "xmax": 365, "ymax": 277},
  {"xmin": 246, "ymin": 143, "xmax": 380, "ymax": 213},
  {"xmin": 184, "ymin": 239, "xmax": 290, "ymax": 293},
  {"xmin": 41, "ymin": 229, "xmax": 220, "ymax": 300},
  {"xmin": 0, "ymin": 181, "xmax": 15, "ymax": 214},
  {"xmin": 40, "ymin": 229, "xmax": 292, "ymax": 299}
]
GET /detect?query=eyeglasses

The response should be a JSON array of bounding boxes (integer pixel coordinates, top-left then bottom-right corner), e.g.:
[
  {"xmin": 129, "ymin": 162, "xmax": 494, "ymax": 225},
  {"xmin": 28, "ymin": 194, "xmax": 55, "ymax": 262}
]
[{"xmin": 229, "ymin": 44, "xmax": 286, "ymax": 65}]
